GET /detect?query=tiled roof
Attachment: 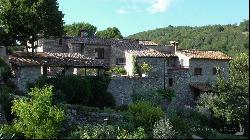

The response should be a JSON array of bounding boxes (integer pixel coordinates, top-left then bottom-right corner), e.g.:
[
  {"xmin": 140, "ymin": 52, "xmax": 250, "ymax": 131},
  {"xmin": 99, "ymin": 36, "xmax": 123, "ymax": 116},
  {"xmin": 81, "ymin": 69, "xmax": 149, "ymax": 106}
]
[
  {"xmin": 67, "ymin": 37, "xmax": 139, "ymax": 46},
  {"xmin": 139, "ymin": 40, "xmax": 158, "ymax": 46},
  {"xmin": 9, "ymin": 52, "xmax": 105, "ymax": 67},
  {"xmin": 127, "ymin": 49, "xmax": 175, "ymax": 58},
  {"xmin": 177, "ymin": 49, "xmax": 232, "ymax": 60}
]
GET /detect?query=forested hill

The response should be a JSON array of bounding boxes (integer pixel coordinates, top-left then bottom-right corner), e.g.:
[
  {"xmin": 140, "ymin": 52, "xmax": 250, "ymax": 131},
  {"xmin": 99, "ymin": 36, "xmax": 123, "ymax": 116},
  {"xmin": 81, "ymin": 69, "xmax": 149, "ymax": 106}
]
[{"xmin": 126, "ymin": 20, "xmax": 249, "ymax": 57}]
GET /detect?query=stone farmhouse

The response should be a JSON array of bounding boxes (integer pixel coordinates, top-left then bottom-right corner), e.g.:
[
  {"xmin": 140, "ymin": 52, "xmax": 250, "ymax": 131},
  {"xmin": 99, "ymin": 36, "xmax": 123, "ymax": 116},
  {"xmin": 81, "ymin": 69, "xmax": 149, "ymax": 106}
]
[{"xmin": 2, "ymin": 30, "xmax": 232, "ymax": 106}]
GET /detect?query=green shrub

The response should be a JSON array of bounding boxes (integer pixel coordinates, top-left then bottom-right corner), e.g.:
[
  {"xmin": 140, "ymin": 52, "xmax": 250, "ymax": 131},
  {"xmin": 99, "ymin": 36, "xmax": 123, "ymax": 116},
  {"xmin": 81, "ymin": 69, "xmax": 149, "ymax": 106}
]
[
  {"xmin": 140, "ymin": 62, "xmax": 152, "ymax": 74},
  {"xmin": 165, "ymin": 107, "xmax": 210, "ymax": 138},
  {"xmin": 12, "ymin": 85, "xmax": 65, "ymax": 139},
  {"xmin": 0, "ymin": 124, "xmax": 23, "ymax": 139},
  {"xmin": 156, "ymin": 89, "xmax": 175, "ymax": 101},
  {"xmin": 131, "ymin": 90, "xmax": 164, "ymax": 105},
  {"xmin": 0, "ymin": 85, "xmax": 15, "ymax": 123},
  {"xmin": 28, "ymin": 75, "xmax": 115, "ymax": 108},
  {"xmin": 110, "ymin": 67, "xmax": 126, "ymax": 74},
  {"xmin": 128, "ymin": 101, "xmax": 165, "ymax": 134},
  {"xmin": 190, "ymin": 126, "xmax": 218, "ymax": 139},
  {"xmin": 69, "ymin": 124, "xmax": 146, "ymax": 139},
  {"xmin": 153, "ymin": 118, "xmax": 176, "ymax": 139}
]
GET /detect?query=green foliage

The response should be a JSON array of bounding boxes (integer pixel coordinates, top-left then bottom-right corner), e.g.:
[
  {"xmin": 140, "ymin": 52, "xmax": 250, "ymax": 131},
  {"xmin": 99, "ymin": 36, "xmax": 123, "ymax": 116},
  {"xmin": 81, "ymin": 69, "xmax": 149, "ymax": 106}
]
[
  {"xmin": 96, "ymin": 27, "xmax": 123, "ymax": 39},
  {"xmin": 153, "ymin": 118, "xmax": 176, "ymax": 139},
  {"xmin": 140, "ymin": 62, "xmax": 152, "ymax": 74},
  {"xmin": 198, "ymin": 53, "xmax": 249, "ymax": 128},
  {"xmin": 69, "ymin": 124, "xmax": 146, "ymax": 139},
  {"xmin": 165, "ymin": 107, "xmax": 210, "ymax": 138},
  {"xmin": 64, "ymin": 22, "xmax": 97, "ymax": 37},
  {"xmin": 131, "ymin": 90, "xmax": 164, "ymax": 106},
  {"xmin": 0, "ymin": 57, "xmax": 11, "ymax": 82},
  {"xmin": 132, "ymin": 56, "xmax": 140, "ymax": 76},
  {"xmin": 0, "ymin": 85, "xmax": 15, "ymax": 123},
  {"xmin": 0, "ymin": 0, "xmax": 64, "ymax": 50},
  {"xmin": 0, "ymin": 124, "xmax": 23, "ymax": 139},
  {"xmin": 110, "ymin": 66, "xmax": 126, "ymax": 74},
  {"xmin": 128, "ymin": 101, "xmax": 165, "ymax": 134},
  {"xmin": 156, "ymin": 89, "xmax": 175, "ymax": 101},
  {"xmin": 29, "ymin": 75, "xmax": 115, "ymax": 108},
  {"xmin": 190, "ymin": 126, "xmax": 218, "ymax": 139},
  {"xmin": 12, "ymin": 85, "xmax": 65, "ymax": 139},
  {"xmin": 127, "ymin": 20, "xmax": 249, "ymax": 57}
]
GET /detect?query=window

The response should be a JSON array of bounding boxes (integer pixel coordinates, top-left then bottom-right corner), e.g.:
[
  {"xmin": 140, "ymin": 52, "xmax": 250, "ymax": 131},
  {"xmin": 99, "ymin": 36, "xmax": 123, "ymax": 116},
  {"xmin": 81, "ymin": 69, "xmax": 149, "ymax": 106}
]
[
  {"xmin": 169, "ymin": 78, "xmax": 173, "ymax": 87},
  {"xmin": 180, "ymin": 59, "xmax": 184, "ymax": 66},
  {"xmin": 213, "ymin": 67, "xmax": 221, "ymax": 75},
  {"xmin": 80, "ymin": 44, "xmax": 85, "ymax": 54},
  {"xmin": 59, "ymin": 39, "xmax": 62, "ymax": 45},
  {"xmin": 95, "ymin": 48, "xmax": 104, "ymax": 59},
  {"xmin": 194, "ymin": 68, "xmax": 202, "ymax": 75},
  {"xmin": 116, "ymin": 58, "xmax": 126, "ymax": 65}
]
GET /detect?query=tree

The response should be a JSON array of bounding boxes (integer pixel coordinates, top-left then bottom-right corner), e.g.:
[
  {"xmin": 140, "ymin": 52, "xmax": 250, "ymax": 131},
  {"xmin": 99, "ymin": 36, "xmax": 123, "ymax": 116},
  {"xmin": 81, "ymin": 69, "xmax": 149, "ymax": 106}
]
[
  {"xmin": 0, "ymin": 0, "xmax": 64, "ymax": 54},
  {"xmin": 64, "ymin": 22, "xmax": 97, "ymax": 37},
  {"xmin": 199, "ymin": 53, "xmax": 249, "ymax": 130},
  {"xmin": 11, "ymin": 85, "xmax": 65, "ymax": 139},
  {"xmin": 95, "ymin": 27, "xmax": 123, "ymax": 39}
]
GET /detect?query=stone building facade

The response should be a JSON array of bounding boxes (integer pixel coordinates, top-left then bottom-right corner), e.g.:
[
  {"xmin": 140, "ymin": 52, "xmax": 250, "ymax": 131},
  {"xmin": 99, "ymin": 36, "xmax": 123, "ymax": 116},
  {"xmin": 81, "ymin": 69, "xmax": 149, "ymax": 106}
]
[{"xmin": 10, "ymin": 33, "xmax": 232, "ymax": 106}]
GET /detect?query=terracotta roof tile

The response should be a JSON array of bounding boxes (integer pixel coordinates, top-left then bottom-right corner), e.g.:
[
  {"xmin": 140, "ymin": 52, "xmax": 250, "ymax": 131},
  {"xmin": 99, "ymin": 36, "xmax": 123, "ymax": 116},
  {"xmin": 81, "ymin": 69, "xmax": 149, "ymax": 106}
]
[
  {"xmin": 127, "ymin": 49, "xmax": 175, "ymax": 58},
  {"xmin": 9, "ymin": 52, "xmax": 105, "ymax": 67},
  {"xmin": 139, "ymin": 40, "xmax": 158, "ymax": 46},
  {"xmin": 177, "ymin": 49, "xmax": 232, "ymax": 60}
]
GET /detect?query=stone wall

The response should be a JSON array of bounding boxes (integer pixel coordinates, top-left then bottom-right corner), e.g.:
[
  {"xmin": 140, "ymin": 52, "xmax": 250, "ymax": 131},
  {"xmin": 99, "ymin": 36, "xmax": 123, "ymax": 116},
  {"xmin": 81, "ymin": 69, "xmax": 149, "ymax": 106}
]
[
  {"xmin": 189, "ymin": 59, "xmax": 230, "ymax": 84},
  {"xmin": 12, "ymin": 66, "xmax": 42, "ymax": 93},
  {"xmin": 107, "ymin": 77, "xmax": 165, "ymax": 106},
  {"xmin": 66, "ymin": 105, "xmax": 123, "ymax": 126},
  {"xmin": 39, "ymin": 38, "xmax": 67, "ymax": 53}
]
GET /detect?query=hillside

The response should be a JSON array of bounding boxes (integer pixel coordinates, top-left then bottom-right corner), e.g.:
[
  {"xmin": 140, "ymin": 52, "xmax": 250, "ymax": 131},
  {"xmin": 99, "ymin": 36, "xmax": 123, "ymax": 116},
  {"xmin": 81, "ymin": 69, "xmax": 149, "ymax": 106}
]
[{"xmin": 127, "ymin": 20, "xmax": 249, "ymax": 57}]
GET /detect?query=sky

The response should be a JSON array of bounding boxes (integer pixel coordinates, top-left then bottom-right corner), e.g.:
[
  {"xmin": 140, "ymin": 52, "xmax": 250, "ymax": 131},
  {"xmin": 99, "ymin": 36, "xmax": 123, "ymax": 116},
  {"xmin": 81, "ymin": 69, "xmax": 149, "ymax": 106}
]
[{"xmin": 58, "ymin": 0, "xmax": 249, "ymax": 37}]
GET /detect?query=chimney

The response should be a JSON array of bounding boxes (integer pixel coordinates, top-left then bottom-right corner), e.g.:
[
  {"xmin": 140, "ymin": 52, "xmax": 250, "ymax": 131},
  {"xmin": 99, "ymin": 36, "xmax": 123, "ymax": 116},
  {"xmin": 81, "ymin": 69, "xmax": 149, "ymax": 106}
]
[
  {"xmin": 169, "ymin": 41, "xmax": 179, "ymax": 53},
  {"xmin": 80, "ymin": 29, "xmax": 88, "ymax": 38}
]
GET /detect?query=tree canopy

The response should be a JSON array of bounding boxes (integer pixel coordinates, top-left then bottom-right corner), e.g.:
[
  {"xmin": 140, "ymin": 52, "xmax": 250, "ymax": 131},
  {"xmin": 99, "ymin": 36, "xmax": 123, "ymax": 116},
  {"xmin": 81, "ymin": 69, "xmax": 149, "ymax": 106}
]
[
  {"xmin": 199, "ymin": 53, "xmax": 249, "ymax": 128},
  {"xmin": 0, "ymin": 0, "xmax": 64, "ymax": 52},
  {"xmin": 95, "ymin": 27, "xmax": 123, "ymax": 39},
  {"xmin": 64, "ymin": 22, "xmax": 97, "ymax": 37},
  {"xmin": 127, "ymin": 19, "xmax": 249, "ymax": 57}
]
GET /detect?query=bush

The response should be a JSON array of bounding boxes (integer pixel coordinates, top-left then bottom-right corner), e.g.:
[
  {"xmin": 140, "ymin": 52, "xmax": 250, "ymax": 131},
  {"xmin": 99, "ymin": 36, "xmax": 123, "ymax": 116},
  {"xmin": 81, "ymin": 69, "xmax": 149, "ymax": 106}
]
[
  {"xmin": 156, "ymin": 89, "xmax": 175, "ymax": 101},
  {"xmin": 131, "ymin": 90, "xmax": 164, "ymax": 106},
  {"xmin": 0, "ymin": 85, "xmax": 15, "ymax": 123},
  {"xmin": 190, "ymin": 126, "xmax": 218, "ymax": 139},
  {"xmin": 110, "ymin": 67, "xmax": 126, "ymax": 74},
  {"xmin": 0, "ymin": 124, "xmax": 24, "ymax": 139},
  {"xmin": 165, "ymin": 107, "xmax": 210, "ymax": 138},
  {"xmin": 153, "ymin": 118, "xmax": 176, "ymax": 139},
  {"xmin": 69, "ymin": 124, "xmax": 146, "ymax": 139},
  {"xmin": 28, "ymin": 75, "xmax": 115, "ymax": 108},
  {"xmin": 128, "ymin": 101, "xmax": 165, "ymax": 134},
  {"xmin": 12, "ymin": 85, "xmax": 65, "ymax": 139}
]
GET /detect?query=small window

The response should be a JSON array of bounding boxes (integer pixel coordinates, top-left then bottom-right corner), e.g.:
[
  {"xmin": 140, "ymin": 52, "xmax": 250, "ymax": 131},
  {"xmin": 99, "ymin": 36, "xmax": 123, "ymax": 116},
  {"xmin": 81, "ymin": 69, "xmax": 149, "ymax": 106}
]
[
  {"xmin": 116, "ymin": 58, "xmax": 126, "ymax": 65},
  {"xmin": 213, "ymin": 67, "xmax": 221, "ymax": 75},
  {"xmin": 169, "ymin": 78, "xmax": 173, "ymax": 87},
  {"xmin": 59, "ymin": 39, "xmax": 62, "ymax": 45},
  {"xmin": 95, "ymin": 48, "xmax": 104, "ymax": 59},
  {"xmin": 180, "ymin": 59, "xmax": 184, "ymax": 66},
  {"xmin": 194, "ymin": 68, "xmax": 202, "ymax": 75}
]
